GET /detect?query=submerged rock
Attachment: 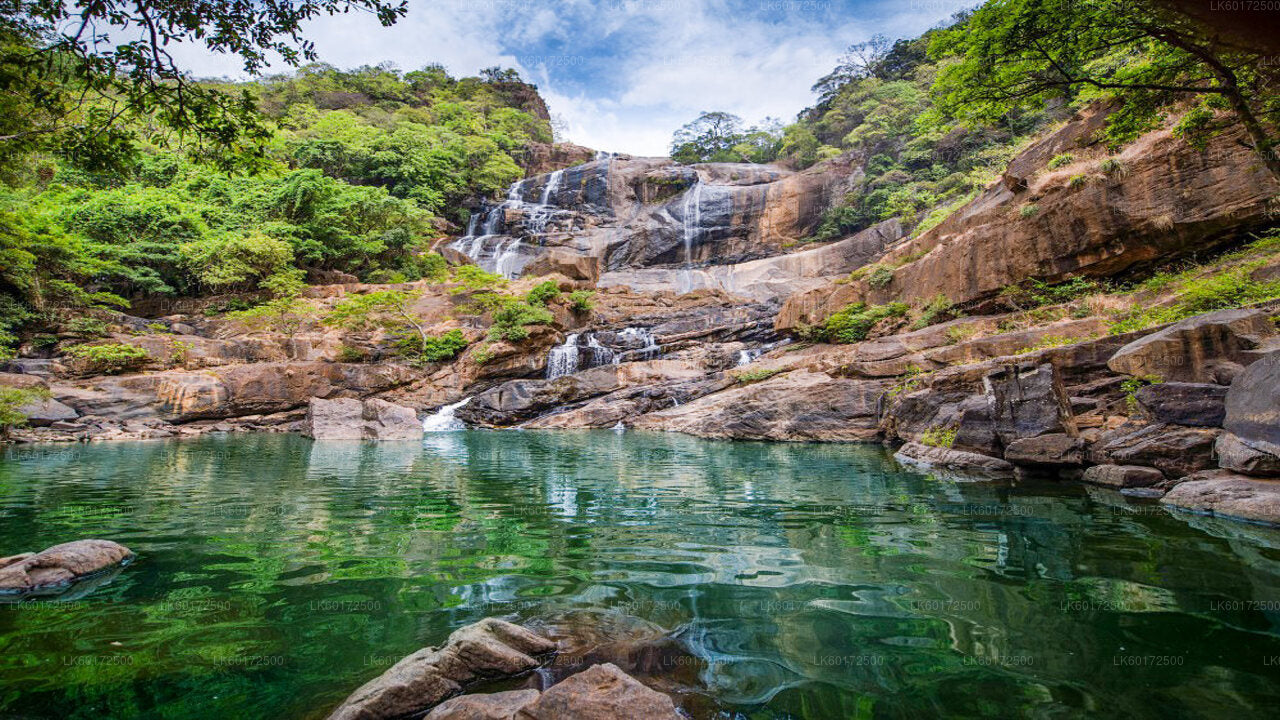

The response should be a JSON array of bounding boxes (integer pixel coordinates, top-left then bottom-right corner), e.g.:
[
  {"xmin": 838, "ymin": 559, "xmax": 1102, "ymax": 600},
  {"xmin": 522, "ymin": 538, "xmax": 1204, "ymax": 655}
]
[
  {"xmin": 0, "ymin": 539, "xmax": 134, "ymax": 594},
  {"xmin": 326, "ymin": 618, "xmax": 555, "ymax": 720},
  {"xmin": 1161, "ymin": 470, "xmax": 1280, "ymax": 525}
]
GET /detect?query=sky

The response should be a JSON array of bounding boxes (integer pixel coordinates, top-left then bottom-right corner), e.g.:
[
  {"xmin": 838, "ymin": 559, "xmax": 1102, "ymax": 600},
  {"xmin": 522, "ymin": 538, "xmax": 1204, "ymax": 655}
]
[{"xmin": 172, "ymin": 0, "xmax": 976, "ymax": 156}]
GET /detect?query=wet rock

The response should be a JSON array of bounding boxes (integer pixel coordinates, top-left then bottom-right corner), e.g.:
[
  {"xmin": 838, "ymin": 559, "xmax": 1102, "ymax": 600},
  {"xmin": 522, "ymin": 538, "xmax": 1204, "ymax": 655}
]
[
  {"xmin": 1107, "ymin": 308, "xmax": 1277, "ymax": 383},
  {"xmin": 1222, "ymin": 349, "xmax": 1280, "ymax": 460},
  {"xmin": 1093, "ymin": 423, "xmax": 1220, "ymax": 477},
  {"xmin": 326, "ymin": 618, "xmax": 555, "ymax": 720},
  {"xmin": 1082, "ymin": 464, "xmax": 1165, "ymax": 488},
  {"xmin": 894, "ymin": 442, "xmax": 1015, "ymax": 477},
  {"xmin": 1215, "ymin": 432, "xmax": 1280, "ymax": 476},
  {"xmin": 425, "ymin": 689, "xmax": 540, "ymax": 720},
  {"xmin": 983, "ymin": 362, "xmax": 1074, "ymax": 445},
  {"xmin": 0, "ymin": 540, "xmax": 134, "ymax": 594},
  {"xmin": 1004, "ymin": 433, "xmax": 1085, "ymax": 465},
  {"xmin": 1161, "ymin": 470, "xmax": 1280, "ymax": 525},
  {"xmin": 1134, "ymin": 382, "xmax": 1227, "ymax": 427},
  {"xmin": 516, "ymin": 663, "xmax": 681, "ymax": 720}
]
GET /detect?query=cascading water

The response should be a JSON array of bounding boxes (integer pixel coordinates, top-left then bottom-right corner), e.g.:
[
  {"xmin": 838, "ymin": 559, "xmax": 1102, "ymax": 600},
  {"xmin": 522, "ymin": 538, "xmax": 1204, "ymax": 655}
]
[
  {"xmin": 422, "ymin": 397, "xmax": 471, "ymax": 432},
  {"xmin": 450, "ymin": 168, "xmax": 573, "ymax": 279},
  {"xmin": 528, "ymin": 169, "xmax": 563, "ymax": 234},
  {"xmin": 678, "ymin": 180, "xmax": 704, "ymax": 294},
  {"xmin": 617, "ymin": 327, "xmax": 661, "ymax": 362},
  {"xmin": 546, "ymin": 333, "xmax": 617, "ymax": 379},
  {"xmin": 736, "ymin": 340, "xmax": 790, "ymax": 367}
]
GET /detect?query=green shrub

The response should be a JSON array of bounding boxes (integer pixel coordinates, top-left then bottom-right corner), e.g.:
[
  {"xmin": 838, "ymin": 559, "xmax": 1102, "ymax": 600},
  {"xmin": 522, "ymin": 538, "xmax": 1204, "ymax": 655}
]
[
  {"xmin": 0, "ymin": 385, "xmax": 50, "ymax": 436},
  {"xmin": 911, "ymin": 294, "xmax": 956, "ymax": 330},
  {"xmin": 1019, "ymin": 204, "xmax": 1040, "ymax": 219},
  {"xmin": 1047, "ymin": 153, "xmax": 1075, "ymax": 169},
  {"xmin": 919, "ymin": 425, "xmax": 957, "ymax": 448},
  {"xmin": 868, "ymin": 266, "xmax": 895, "ymax": 288},
  {"xmin": 451, "ymin": 265, "xmax": 505, "ymax": 292},
  {"xmin": 1068, "ymin": 174, "xmax": 1087, "ymax": 189},
  {"xmin": 1121, "ymin": 375, "xmax": 1163, "ymax": 411},
  {"xmin": 814, "ymin": 302, "xmax": 909, "ymax": 343},
  {"xmin": 67, "ymin": 343, "xmax": 151, "ymax": 374},
  {"xmin": 336, "ymin": 345, "xmax": 366, "ymax": 363},
  {"xmin": 568, "ymin": 290, "xmax": 595, "ymax": 313},
  {"xmin": 885, "ymin": 365, "xmax": 928, "ymax": 400},
  {"xmin": 66, "ymin": 316, "xmax": 110, "ymax": 338},
  {"xmin": 733, "ymin": 368, "xmax": 782, "ymax": 384},
  {"xmin": 487, "ymin": 301, "xmax": 554, "ymax": 342},
  {"xmin": 471, "ymin": 343, "xmax": 494, "ymax": 365},
  {"xmin": 526, "ymin": 280, "xmax": 561, "ymax": 306},
  {"xmin": 1098, "ymin": 157, "xmax": 1126, "ymax": 176},
  {"xmin": 416, "ymin": 329, "xmax": 469, "ymax": 362}
]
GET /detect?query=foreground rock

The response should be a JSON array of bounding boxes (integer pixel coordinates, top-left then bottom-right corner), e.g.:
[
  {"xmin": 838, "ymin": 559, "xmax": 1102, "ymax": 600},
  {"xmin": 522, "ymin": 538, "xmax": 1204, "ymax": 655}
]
[
  {"xmin": 1220, "ymin": 350, "xmax": 1280, "ymax": 473},
  {"xmin": 517, "ymin": 663, "xmax": 681, "ymax": 720},
  {"xmin": 1081, "ymin": 464, "xmax": 1165, "ymax": 489},
  {"xmin": 327, "ymin": 619, "xmax": 555, "ymax": 720},
  {"xmin": 1161, "ymin": 470, "xmax": 1280, "ymax": 525},
  {"xmin": 894, "ymin": 442, "xmax": 1014, "ymax": 477},
  {"xmin": 304, "ymin": 397, "xmax": 423, "ymax": 441},
  {"xmin": 0, "ymin": 540, "xmax": 134, "ymax": 594}
]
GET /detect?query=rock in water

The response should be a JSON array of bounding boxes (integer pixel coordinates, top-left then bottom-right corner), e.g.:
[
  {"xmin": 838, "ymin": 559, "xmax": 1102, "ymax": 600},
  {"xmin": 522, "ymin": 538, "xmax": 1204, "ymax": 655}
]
[
  {"xmin": 304, "ymin": 398, "xmax": 365, "ymax": 440},
  {"xmin": 1161, "ymin": 470, "xmax": 1280, "ymax": 525},
  {"xmin": 362, "ymin": 398, "xmax": 423, "ymax": 441},
  {"xmin": 516, "ymin": 663, "xmax": 681, "ymax": 720},
  {"xmin": 983, "ymin": 362, "xmax": 1073, "ymax": 445},
  {"xmin": 0, "ymin": 539, "xmax": 134, "ymax": 594},
  {"xmin": 326, "ymin": 618, "xmax": 555, "ymax": 720},
  {"xmin": 894, "ymin": 442, "xmax": 1015, "ymax": 477},
  {"xmin": 424, "ymin": 690, "xmax": 541, "ymax": 720},
  {"xmin": 1081, "ymin": 465, "xmax": 1165, "ymax": 488}
]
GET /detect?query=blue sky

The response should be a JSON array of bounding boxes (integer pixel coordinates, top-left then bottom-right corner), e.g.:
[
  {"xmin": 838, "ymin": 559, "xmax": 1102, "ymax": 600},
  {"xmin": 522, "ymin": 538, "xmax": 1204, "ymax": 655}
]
[{"xmin": 173, "ymin": 0, "xmax": 975, "ymax": 155}]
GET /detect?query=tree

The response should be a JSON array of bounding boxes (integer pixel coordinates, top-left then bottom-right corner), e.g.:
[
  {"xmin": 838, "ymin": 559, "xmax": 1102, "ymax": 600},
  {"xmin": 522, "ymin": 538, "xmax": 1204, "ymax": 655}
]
[
  {"xmin": 930, "ymin": 0, "xmax": 1280, "ymax": 180},
  {"xmin": 810, "ymin": 35, "xmax": 893, "ymax": 107},
  {"xmin": 324, "ymin": 289, "xmax": 430, "ymax": 357},
  {"xmin": 0, "ymin": 0, "xmax": 407, "ymax": 171},
  {"xmin": 670, "ymin": 111, "xmax": 743, "ymax": 163}
]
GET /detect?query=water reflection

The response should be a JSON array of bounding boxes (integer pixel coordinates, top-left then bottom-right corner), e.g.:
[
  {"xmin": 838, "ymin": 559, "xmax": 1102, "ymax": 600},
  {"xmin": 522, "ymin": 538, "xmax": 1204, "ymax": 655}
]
[{"xmin": 0, "ymin": 432, "xmax": 1278, "ymax": 719}]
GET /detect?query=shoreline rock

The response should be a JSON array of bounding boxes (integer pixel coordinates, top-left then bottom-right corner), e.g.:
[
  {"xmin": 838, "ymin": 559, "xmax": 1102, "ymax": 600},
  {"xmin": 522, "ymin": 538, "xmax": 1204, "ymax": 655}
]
[{"xmin": 0, "ymin": 540, "xmax": 135, "ymax": 595}]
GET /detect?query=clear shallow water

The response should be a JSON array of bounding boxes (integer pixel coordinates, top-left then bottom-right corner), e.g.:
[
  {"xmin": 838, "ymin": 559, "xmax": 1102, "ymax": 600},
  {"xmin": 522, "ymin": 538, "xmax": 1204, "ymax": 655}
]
[{"xmin": 1, "ymin": 431, "xmax": 1279, "ymax": 719}]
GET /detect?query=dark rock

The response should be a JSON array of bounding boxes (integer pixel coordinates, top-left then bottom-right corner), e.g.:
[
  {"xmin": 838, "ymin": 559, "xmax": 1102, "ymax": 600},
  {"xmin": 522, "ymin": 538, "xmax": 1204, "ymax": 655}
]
[
  {"xmin": 1216, "ymin": 432, "xmax": 1280, "ymax": 476},
  {"xmin": 0, "ymin": 540, "xmax": 134, "ymax": 594},
  {"xmin": 425, "ymin": 690, "xmax": 540, "ymax": 720},
  {"xmin": 1093, "ymin": 423, "xmax": 1220, "ymax": 477},
  {"xmin": 1161, "ymin": 469, "xmax": 1280, "ymax": 525},
  {"xmin": 515, "ymin": 663, "xmax": 681, "ymax": 720},
  {"xmin": 1082, "ymin": 464, "xmax": 1166, "ymax": 488},
  {"xmin": 1108, "ymin": 308, "xmax": 1277, "ymax": 383},
  {"xmin": 1222, "ymin": 349, "xmax": 1280, "ymax": 458},
  {"xmin": 1120, "ymin": 487, "xmax": 1166, "ymax": 499},
  {"xmin": 1004, "ymin": 433, "xmax": 1085, "ymax": 465},
  {"xmin": 326, "ymin": 619, "xmax": 555, "ymax": 720},
  {"xmin": 894, "ymin": 441, "xmax": 1015, "ymax": 477},
  {"xmin": 983, "ymin": 362, "xmax": 1073, "ymax": 445},
  {"xmin": 1135, "ymin": 382, "xmax": 1227, "ymax": 427}
]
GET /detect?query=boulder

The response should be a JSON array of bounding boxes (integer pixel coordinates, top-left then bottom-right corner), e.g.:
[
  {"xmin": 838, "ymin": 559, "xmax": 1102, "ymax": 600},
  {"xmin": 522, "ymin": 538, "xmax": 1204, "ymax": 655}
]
[
  {"xmin": 1161, "ymin": 470, "xmax": 1280, "ymax": 525},
  {"xmin": 894, "ymin": 442, "xmax": 1015, "ymax": 477},
  {"xmin": 426, "ymin": 690, "xmax": 540, "ymax": 720},
  {"xmin": 983, "ymin": 362, "xmax": 1073, "ymax": 445},
  {"xmin": 0, "ymin": 540, "xmax": 134, "ymax": 593},
  {"xmin": 304, "ymin": 398, "xmax": 365, "ymax": 440},
  {"xmin": 1081, "ymin": 464, "xmax": 1166, "ymax": 488},
  {"xmin": 1222, "ymin": 349, "xmax": 1280, "ymax": 458},
  {"xmin": 1134, "ymin": 382, "xmax": 1227, "ymax": 427},
  {"xmin": 326, "ymin": 619, "xmax": 555, "ymax": 720},
  {"xmin": 1004, "ymin": 433, "xmax": 1085, "ymax": 465},
  {"xmin": 16, "ymin": 397, "xmax": 79, "ymax": 426},
  {"xmin": 1107, "ymin": 308, "xmax": 1277, "ymax": 383},
  {"xmin": 1215, "ymin": 432, "xmax": 1280, "ymax": 476},
  {"xmin": 515, "ymin": 663, "xmax": 681, "ymax": 720},
  {"xmin": 362, "ymin": 398, "xmax": 423, "ymax": 441},
  {"xmin": 1093, "ymin": 423, "xmax": 1220, "ymax": 477}
]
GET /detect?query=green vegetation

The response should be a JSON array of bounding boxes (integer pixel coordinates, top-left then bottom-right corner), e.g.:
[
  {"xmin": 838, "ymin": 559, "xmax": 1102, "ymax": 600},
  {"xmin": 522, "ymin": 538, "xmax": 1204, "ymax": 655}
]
[
  {"xmin": 669, "ymin": 112, "xmax": 783, "ymax": 164},
  {"xmin": 911, "ymin": 294, "xmax": 957, "ymax": 330},
  {"xmin": 808, "ymin": 302, "xmax": 909, "ymax": 344},
  {"xmin": 868, "ymin": 266, "xmax": 895, "ymax": 288},
  {"xmin": 416, "ymin": 330, "xmax": 470, "ymax": 364},
  {"xmin": 1001, "ymin": 277, "xmax": 1105, "ymax": 311},
  {"xmin": 1121, "ymin": 375, "xmax": 1164, "ymax": 411},
  {"xmin": 67, "ymin": 343, "xmax": 151, "ymax": 374},
  {"xmin": 568, "ymin": 290, "xmax": 596, "ymax": 314},
  {"xmin": 526, "ymin": 280, "xmax": 562, "ymax": 306},
  {"xmin": 0, "ymin": 385, "xmax": 49, "ymax": 437},
  {"xmin": 487, "ymin": 301, "xmax": 554, "ymax": 342},
  {"xmin": 732, "ymin": 368, "xmax": 783, "ymax": 384},
  {"xmin": 885, "ymin": 365, "xmax": 930, "ymax": 401},
  {"xmin": 919, "ymin": 426, "xmax": 957, "ymax": 449},
  {"xmin": 1019, "ymin": 204, "xmax": 1040, "ymax": 219},
  {"xmin": 1047, "ymin": 153, "xmax": 1075, "ymax": 170},
  {"xmin": 1016, "ymin": 335, "xmax": 1089, "ymax": 355}
]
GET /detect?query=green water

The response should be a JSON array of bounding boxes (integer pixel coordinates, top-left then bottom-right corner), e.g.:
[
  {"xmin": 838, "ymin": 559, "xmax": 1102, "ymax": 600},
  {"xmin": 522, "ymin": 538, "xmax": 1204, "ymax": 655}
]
[{"xmin": 2, "ymin": 431, "xmax": 1280, "ymax": 719}]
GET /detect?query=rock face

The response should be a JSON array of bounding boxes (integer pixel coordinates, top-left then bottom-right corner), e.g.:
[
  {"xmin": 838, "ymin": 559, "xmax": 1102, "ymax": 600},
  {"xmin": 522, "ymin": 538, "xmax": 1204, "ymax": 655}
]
[
  {"xmin": 1134, "ymin": 382, "xmax": 1227, "ymax": 427},
  {"xmin": 983, "ymin": 362, "xmax": 1074, "ymax": 446},
  {"xmin": 631, "ymin": 371, "xmax": 889, "ymax": 441},
  {"xmin": 1091, "ymin": 423, "xmax": 1220, "ymax": 478},
  {"xmin": 1107, "ymin": 309, "xmax": 1277, "ymax": 383},
  {"xmin": 304, "ymin": 397, "xmax": 423, "ymax": 441},
  {"xmin": 425, "ymin": 689, "xmax": 541, "ymax": 720},
  {"xmin": 1221, "ymin": 350, "xmax": 1280, "ymax": 462},
  {"xmin": 1004, "ymin": 433, "xmax": 1085, "ymax": 465},
  {"xmin": 894, "ymin": 442, "xmax": 1015, "ymax": 476},
  {"xmin": 326, "ymin": 619, "xmax": 556, "ymax": 720},
  {"xmin": 1161, "ymin": 470, "xmax": 1280, "ymax": 525},
  {"xmin": 16, "ymin": 396, "xmax": 78, "ymax": 426},
  {"xmin": 515, "ymin": 663, "xmax": 682, "ymax": 720},
  {"xmin": 1216, "ymin": 433, "xmax": 1280, "ymax": 476},
  {"xmin": 778, "ymin": 113, "xmax": 1280, "ymax": 328},
  {"xmin": 0, "ymin": 540, "xmax": 134, "ymax": 594}
]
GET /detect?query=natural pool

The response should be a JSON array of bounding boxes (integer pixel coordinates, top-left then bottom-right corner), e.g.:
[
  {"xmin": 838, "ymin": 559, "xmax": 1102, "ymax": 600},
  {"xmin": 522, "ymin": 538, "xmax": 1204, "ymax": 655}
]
[{"xmin": 1, "ymin": 431, "xmax": 1279, "ymax": 719}]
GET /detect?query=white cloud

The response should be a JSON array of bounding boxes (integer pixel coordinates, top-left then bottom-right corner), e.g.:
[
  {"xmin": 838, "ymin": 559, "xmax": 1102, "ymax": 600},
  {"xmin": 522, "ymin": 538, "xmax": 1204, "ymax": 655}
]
[{"xmin": 171, "ymin": 0, "xmax": 973, "ymax": 156}]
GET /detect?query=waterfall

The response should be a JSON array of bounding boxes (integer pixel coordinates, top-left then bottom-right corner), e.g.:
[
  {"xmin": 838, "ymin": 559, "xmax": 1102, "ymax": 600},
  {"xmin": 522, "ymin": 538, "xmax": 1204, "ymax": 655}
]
[
  {"xmin": 617, "ymin": 327, "xmax": 661, "ymax": 362},
  {"xmin": 678, "ymin": 180, "xmax": 704, "ymax": 294},
  {"xmin": 422, "ymin": 397, "xmax": 471, "ymax": 432},
  {"xmin": 736, "ymin": 340, "xmax": 789, "ymax": 367},
  {"xmin": 528, "ymin": 169, "xmax": 563, "ymax": 234},
  {"xmin": 737, "ymin": 349, "xmax": 755, "ymax": 366},
  {"xmin": 546, "ymin": 333, "xmax": 581, "ymax": 379}
]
